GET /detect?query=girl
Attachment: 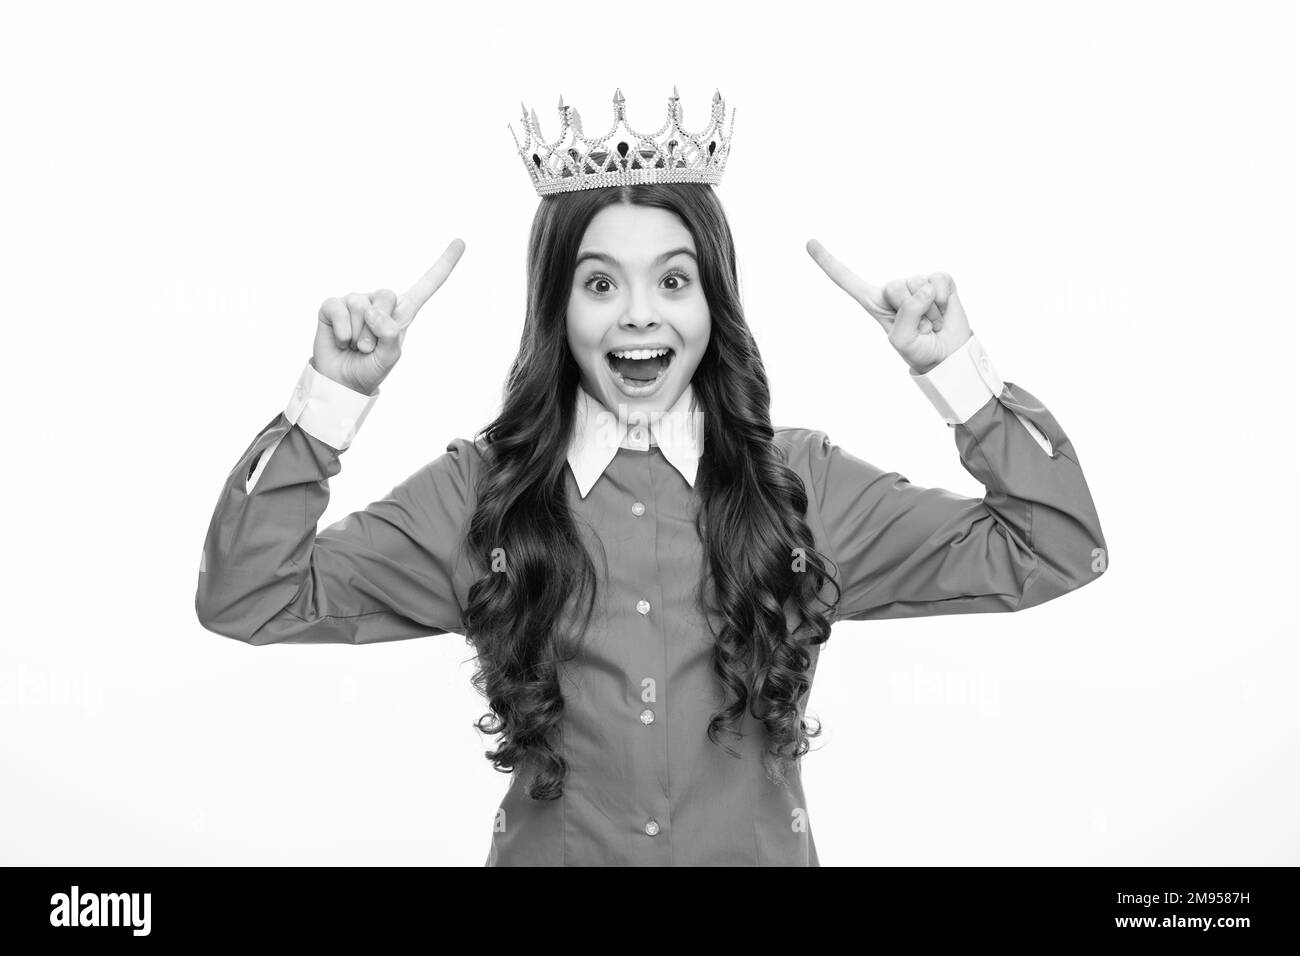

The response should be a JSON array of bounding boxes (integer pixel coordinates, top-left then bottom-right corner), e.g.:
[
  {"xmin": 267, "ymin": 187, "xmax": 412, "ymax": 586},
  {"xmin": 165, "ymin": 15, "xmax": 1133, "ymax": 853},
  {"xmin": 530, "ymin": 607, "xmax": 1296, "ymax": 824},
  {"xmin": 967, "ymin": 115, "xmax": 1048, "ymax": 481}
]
[{"xmin": 195, "ymin": 89, "xmax": 1107, "ymax": 867}]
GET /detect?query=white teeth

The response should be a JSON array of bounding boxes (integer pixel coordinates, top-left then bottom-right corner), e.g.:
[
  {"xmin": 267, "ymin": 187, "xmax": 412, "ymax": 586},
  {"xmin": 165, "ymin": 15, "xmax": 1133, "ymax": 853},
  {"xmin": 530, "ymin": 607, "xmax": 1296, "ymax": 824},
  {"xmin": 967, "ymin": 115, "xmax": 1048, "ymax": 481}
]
[{"xmin": 609, "ymin": 347, "xmax": 670, "ymax": 360}]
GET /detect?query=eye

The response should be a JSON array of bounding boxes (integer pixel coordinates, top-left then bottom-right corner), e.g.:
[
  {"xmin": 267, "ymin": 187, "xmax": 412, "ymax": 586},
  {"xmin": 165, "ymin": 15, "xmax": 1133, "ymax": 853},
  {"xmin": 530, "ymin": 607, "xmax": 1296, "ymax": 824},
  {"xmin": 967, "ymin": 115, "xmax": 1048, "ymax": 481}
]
[
  {"xmin": 661, "ymin": 269, "xmax": 692, "ymax": 291},
  {"xmin": 584, "ymin": 273, "xmax": 615, "ymax": 295},
  {"xmin": 581, "ymin": 269, "xmax": 694, "ymax": 296}
]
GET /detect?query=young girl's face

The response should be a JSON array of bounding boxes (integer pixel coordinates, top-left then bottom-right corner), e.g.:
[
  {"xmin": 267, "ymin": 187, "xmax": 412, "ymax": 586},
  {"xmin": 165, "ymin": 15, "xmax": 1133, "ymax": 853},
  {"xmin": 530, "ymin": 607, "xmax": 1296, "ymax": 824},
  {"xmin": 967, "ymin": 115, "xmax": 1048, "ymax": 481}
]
[{"xmin": 566, "ymin": 202, "xmax": 711, "ymax": 415}]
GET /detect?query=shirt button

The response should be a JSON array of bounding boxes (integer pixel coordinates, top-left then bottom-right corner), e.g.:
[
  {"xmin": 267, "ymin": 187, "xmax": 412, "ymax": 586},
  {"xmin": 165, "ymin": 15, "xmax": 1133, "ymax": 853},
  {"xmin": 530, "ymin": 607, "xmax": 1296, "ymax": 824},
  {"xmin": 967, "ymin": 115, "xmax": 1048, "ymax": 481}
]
[
  {"xmin": 631, "ymin": 501, "xmax": 646, "ymax": 517},
  {"xmin": 636, "ymin": 599, "xmax": 650, "ymax": 615},
  {"xmin": 639, "ymin": 708, "xmax": 655, "ymax": 725},
  {"xmin": 644, "ymin": 819, "xmax": 660, "ymax": 836}
]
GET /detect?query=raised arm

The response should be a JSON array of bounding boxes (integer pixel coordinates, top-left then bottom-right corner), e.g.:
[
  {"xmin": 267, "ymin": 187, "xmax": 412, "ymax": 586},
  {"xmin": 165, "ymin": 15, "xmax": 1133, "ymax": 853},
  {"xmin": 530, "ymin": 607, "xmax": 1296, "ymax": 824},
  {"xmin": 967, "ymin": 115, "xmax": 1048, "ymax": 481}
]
[
  {"xmin": 803, "ymin": 365, "xmax": 1106, "ymax": 620},
  {"xmin": 802, "ymin": 242, "xmax": 1107, "ymax": 621},
  {"xmin": 195, "ymin": 383, "xmax": 480, "ymax": 643},
  {"xmin": 194, "ymin": 239, "xmax": 477, "ymax": 644}
]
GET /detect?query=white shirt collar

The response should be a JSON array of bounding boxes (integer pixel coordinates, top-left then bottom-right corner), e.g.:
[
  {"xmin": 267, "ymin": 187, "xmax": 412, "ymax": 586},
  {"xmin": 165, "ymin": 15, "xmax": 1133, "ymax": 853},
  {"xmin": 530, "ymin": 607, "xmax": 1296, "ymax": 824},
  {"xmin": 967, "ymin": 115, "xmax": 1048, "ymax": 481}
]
[{"xmin": 567, "ymin": 382, "xmax": 705, "ymax": 498}]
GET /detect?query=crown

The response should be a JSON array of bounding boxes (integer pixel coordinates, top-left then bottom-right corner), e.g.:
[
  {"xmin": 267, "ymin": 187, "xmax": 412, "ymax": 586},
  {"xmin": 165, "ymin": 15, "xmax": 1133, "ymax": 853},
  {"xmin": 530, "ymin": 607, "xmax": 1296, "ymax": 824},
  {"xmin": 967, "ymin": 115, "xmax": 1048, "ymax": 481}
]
[{"xmin": 509, "ymin": 86, "xmax": 737, "ymax": 197}]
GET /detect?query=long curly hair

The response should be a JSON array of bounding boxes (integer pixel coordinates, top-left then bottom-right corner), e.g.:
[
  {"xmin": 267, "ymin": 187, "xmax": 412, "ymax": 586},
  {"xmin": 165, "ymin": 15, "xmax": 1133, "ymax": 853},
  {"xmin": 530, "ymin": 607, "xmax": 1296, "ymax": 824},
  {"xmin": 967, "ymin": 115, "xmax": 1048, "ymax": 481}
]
[{"xmin": 462, "ymin": 182, "xmax": 840, "ymax": 799}]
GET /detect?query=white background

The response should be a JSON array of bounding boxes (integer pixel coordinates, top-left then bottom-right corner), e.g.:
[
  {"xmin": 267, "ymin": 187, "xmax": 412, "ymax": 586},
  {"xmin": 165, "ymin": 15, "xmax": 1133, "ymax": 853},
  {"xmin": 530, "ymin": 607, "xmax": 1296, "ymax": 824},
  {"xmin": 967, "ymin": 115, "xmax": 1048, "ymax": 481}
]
[{"xmin": 3, "ymin": 0, "xmax": 1296, "ymax": 866}]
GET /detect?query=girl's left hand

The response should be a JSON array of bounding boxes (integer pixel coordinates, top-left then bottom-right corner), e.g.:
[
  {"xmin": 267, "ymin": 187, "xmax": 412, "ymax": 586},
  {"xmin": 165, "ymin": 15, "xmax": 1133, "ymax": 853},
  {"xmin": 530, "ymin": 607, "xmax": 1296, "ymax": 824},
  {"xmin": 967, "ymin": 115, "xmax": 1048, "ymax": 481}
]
[{"xmin": 806, "ymin": 238, "xmax": 973, "ymax": 375}]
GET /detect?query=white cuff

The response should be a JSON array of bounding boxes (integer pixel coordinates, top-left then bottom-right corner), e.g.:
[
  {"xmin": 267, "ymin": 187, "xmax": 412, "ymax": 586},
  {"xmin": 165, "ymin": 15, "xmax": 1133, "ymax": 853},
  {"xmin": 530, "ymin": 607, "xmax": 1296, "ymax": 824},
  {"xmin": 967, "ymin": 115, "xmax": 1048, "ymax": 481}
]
[
  {"xmin": 284, "ymin": 360, "xmax": 379, "ymax": 451},
  {"xmin": 909, "ymin": 334, "xmax": 1003, "ymax": 425}
]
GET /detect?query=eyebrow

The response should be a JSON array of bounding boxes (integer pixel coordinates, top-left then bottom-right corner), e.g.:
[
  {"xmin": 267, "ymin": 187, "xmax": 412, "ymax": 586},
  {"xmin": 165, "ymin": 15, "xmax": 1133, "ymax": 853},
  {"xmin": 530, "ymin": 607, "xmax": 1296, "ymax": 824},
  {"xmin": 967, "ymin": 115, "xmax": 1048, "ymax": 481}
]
[{"xmin": 574, "ymin": 247, "xmax": 697, "ymax": 270}]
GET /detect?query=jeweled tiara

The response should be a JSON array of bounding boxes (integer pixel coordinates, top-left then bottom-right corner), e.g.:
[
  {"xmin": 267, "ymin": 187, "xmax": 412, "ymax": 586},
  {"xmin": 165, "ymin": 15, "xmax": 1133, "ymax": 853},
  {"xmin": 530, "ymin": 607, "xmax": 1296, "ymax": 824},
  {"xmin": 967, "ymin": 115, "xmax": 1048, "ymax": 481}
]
[{"xmin": 509, "ymin": 86, "xmax": 736, "ymax": 197}]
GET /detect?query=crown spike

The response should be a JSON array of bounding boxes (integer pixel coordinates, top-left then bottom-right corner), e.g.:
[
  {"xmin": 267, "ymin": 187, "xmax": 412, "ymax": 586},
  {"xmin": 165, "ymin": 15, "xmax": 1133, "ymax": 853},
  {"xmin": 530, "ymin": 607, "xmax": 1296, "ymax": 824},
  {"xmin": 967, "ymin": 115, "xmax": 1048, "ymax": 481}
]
[
  {"xmin": 558, "ymin": 94, "xmax": 566, "ymax": 111},
  {"xmin": 672, "ymin": 84, "xmax": 680, "ymax": 100},
  {"xmin": 712, "ymin": 89, "xmax": 721, "ymax": 104},
  {"xmin": 613, "ymin": 88, "xmax": 625, "ymax": 105}
]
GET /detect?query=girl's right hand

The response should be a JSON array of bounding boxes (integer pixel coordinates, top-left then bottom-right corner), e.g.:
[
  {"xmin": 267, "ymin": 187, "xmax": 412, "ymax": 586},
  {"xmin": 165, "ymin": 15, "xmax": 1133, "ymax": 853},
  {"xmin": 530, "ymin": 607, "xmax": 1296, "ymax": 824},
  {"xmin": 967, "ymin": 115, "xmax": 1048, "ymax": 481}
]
[{"xmin": 313, "ymin": 238, "xmax": 466, "ymax": 396}]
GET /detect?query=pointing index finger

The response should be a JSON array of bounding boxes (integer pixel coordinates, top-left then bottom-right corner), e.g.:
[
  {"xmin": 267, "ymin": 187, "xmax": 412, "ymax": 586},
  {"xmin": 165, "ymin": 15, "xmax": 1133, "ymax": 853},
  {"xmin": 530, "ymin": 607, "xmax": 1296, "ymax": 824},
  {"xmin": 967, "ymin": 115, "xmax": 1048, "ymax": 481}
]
[
  {"xmin": 394, "ymin": 238, "xmax": 467, "ymax": 327},
  {"xmin": 805, "ymin": 238, "xmax": 895, "ymax": 321}
]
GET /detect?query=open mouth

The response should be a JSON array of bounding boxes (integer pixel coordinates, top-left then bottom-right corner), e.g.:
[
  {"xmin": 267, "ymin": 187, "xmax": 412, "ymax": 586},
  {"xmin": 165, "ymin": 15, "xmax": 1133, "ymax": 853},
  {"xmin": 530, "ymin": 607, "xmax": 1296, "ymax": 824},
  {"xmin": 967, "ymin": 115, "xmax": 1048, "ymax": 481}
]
[{"xmin": 604, "ymin": 346, "xmax": 674, "ymax": 394}]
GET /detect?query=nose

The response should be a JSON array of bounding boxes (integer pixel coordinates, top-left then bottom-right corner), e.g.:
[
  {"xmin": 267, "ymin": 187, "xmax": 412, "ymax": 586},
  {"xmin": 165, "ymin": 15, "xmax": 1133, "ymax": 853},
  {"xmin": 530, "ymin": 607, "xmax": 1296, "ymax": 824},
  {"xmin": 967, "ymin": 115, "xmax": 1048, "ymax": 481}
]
[{"xmin": 619, "ymin": 281, "xmax": 659, "ymax": 330}]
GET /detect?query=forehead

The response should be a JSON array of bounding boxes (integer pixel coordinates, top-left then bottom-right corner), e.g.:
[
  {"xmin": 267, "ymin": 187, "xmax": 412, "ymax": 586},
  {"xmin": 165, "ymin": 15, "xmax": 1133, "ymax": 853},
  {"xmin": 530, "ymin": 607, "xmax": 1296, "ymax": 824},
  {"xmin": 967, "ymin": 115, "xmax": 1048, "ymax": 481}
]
[{"xmin": 577, "ymin": 203, "xmax": 695, "ymax": 262}]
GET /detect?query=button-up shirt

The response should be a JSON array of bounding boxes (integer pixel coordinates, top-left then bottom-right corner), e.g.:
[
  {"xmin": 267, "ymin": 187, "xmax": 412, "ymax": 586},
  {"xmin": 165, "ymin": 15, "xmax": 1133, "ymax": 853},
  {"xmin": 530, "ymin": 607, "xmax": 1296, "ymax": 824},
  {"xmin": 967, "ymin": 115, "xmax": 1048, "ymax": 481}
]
[{"xmin": 196, "ymin": 335, "xmax": 1107, "ymax": 865}]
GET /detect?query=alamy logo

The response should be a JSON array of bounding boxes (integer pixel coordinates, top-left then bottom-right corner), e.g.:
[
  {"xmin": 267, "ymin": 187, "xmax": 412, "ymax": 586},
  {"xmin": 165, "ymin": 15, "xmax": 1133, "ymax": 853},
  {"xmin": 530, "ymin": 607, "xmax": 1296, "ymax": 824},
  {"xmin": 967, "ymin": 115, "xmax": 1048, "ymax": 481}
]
[{"xmin": 49, "ymin": 885, "xmax": 151, "ymax": 936}]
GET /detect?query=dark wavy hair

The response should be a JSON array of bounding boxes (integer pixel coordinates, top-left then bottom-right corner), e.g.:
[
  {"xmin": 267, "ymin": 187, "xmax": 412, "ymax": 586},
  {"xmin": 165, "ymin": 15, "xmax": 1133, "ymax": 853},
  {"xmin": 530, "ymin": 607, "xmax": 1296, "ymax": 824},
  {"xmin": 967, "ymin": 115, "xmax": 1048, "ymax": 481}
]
[{"xmin": 462, "ymin": 181, "xmax": 841, "ymax": 799}]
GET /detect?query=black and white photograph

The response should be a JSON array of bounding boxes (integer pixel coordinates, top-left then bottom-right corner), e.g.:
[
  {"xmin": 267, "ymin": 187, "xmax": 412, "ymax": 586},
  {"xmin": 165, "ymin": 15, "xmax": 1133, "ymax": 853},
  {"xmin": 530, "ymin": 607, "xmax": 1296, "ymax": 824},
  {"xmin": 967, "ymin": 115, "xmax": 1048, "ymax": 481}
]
[{"xmin": 1, "ymin": 0, "xmax": 1295, "ymax": 935}]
